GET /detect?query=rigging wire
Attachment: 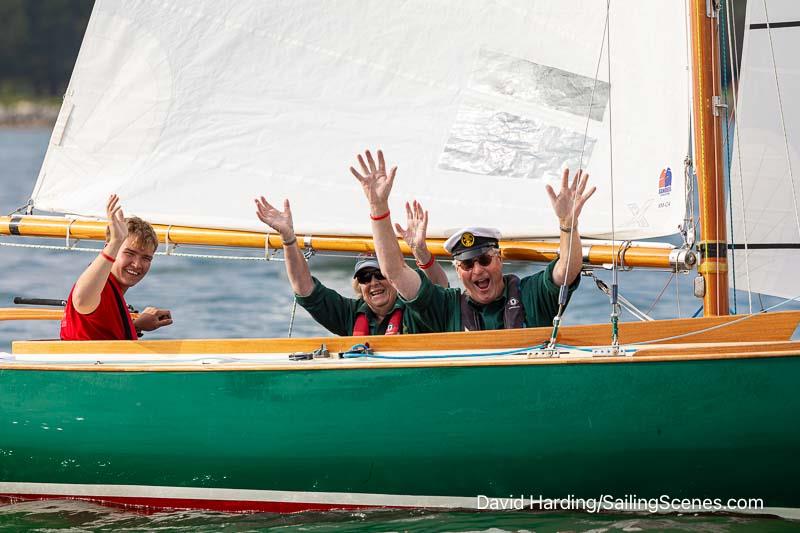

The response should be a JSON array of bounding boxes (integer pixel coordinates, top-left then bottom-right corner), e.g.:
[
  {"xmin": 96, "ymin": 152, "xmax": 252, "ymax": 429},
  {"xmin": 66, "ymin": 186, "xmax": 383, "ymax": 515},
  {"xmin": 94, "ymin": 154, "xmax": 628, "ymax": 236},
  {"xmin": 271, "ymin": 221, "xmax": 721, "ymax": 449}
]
[
  {"xmin": 763, "ymin": 0, "xmax": 800, "ymax": 243},
  {"xmin": 680, "ymin": 0, "xmax": 693, "ymax": 322},
  {"xmin": 286, "ymin": 248, "xmax": 316, "ymax": 338},
  {"xmin": 646, "ymin": 272, "xmax": 675, "ymax": 317},
  {"xmin": 709, "ymin": 0, "xmax": 723, "ymax": 316},
  {"xmin": 546, "ymin": 0, "xmax": 610, "ymax": 350},
  {"xmin": 605, "ymin": 0, "xmax": 620, "ymax": 351},
  {"xmin": 631, "ymin": 291, "xmax": 800, "ymax": 345}
]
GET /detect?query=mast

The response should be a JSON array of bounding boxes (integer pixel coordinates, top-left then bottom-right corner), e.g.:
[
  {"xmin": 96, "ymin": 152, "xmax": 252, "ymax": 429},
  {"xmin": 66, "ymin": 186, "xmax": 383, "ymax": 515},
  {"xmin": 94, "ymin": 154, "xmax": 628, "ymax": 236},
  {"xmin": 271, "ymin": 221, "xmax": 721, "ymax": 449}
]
[{"xmin": 689, "ymin": 0, "xmax": 730, "ymax": 316}]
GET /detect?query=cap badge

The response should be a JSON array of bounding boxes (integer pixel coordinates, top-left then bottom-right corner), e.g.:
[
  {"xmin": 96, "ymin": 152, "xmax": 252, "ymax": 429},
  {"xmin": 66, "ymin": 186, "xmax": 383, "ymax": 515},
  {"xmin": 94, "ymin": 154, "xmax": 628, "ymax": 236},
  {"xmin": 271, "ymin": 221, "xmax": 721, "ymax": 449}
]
[{"xmin": 460, "ymin": 232, "xmax": 475, "ymax": 248}]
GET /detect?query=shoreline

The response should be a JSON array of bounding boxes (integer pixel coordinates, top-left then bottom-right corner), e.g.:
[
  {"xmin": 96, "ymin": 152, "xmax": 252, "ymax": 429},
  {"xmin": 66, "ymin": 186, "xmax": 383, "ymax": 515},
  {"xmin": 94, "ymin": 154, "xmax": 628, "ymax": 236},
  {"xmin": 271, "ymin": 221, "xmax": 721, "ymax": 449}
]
[{"xmin": 0, "ymin": 100, "xmax": 59, "ymax": 128}]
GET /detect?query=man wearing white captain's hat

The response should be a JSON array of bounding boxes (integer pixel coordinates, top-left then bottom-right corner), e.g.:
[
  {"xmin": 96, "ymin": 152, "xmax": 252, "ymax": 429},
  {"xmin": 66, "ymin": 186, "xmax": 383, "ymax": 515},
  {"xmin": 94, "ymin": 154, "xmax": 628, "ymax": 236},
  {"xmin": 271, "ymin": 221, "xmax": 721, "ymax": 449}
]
[{"xmin": 351, "ymin": 149, "xmax": 595, "ymax": 332}]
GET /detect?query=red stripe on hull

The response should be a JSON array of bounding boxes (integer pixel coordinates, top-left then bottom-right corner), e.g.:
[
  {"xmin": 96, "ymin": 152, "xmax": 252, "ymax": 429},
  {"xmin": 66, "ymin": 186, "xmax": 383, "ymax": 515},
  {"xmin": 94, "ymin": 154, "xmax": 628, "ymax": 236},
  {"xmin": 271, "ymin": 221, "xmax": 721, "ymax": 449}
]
[{"xmin": 0, "ymin": 493, "xmax": 370, "ymax": 514}]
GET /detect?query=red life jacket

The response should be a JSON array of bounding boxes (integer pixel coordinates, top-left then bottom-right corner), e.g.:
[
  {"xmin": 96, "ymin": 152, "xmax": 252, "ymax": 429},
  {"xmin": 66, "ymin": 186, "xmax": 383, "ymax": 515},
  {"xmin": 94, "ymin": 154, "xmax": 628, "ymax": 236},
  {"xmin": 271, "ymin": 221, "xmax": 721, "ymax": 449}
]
[
  {"xmin": 352, "ymin": 307, "xmax": 404, "ymax": 336},
  {"xmin": 60, "ymin": 275, "xmax": 137, "ymax": 341}
]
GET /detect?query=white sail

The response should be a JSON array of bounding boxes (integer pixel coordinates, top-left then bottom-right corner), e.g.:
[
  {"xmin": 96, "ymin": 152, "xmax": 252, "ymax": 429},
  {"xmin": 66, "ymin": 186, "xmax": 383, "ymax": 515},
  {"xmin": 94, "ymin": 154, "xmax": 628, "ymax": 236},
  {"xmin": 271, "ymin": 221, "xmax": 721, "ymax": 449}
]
[
  {"xmin": 730, "ymin": 0, "xmax": 800, "ymax": 300},
  {"xmin": 33, "ymin": 0, "xmax": 689, "ymax": 240}
]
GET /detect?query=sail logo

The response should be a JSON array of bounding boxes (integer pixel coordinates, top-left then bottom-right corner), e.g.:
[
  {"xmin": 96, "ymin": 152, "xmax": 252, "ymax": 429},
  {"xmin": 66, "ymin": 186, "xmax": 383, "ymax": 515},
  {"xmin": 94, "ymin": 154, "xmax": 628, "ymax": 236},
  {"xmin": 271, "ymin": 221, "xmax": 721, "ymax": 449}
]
[{"xmin": 658, "ymin": 167, "xmax": 672, "ymax": 196}]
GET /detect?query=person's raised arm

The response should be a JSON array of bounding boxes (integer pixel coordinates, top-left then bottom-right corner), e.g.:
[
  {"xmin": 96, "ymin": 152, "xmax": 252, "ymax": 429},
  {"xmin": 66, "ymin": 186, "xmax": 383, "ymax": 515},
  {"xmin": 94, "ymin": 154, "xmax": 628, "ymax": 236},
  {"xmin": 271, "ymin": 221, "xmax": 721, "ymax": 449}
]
[
  {"xmin": 71, "ymin": 195, "xmax": 127, "ymax": 314},
  {"xmin": 350, "ymin": 149, "xmax": 421, "ymax": 300},
  {"xmin": 545, "ymin": 168, "xmax": 596, "ymax": 286},
  {"xmin": 395, "ymin": 200, "xmax": 449, "ymax": 288},
  {"xmin": 254, "ymin": 197, "xmax": 314, "ymax": 297}
]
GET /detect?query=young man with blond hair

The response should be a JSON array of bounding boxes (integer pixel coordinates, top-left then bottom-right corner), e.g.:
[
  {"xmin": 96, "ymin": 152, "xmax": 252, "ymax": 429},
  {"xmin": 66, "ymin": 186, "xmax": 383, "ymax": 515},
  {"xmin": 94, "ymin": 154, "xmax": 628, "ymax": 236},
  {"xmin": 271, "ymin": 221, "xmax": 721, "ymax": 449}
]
[{"xmin": 60, "ymin": 195, "xmax": 173, "ymax": 340}]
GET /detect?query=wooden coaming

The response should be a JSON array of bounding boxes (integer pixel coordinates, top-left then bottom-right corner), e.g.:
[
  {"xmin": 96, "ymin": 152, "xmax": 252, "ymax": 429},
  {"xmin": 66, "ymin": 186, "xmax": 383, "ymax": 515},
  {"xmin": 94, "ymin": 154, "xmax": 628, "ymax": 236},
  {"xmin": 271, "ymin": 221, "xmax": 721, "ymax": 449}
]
[{"xmin": 10, "ymin": 310, "xmax": 800, "ymax": 356}]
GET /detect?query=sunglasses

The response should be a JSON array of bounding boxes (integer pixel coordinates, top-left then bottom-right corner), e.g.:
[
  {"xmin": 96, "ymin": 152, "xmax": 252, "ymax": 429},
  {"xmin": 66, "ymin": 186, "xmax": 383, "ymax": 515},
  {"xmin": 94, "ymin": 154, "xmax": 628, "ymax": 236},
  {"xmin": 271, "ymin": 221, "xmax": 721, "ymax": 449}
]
[
  {"xmin": 456, "ymin": 251, "xmax": 497, "ymax": 271},
  {"xmin": 356, "ymin": 269, "xmax": 386, "ymax": 284}
]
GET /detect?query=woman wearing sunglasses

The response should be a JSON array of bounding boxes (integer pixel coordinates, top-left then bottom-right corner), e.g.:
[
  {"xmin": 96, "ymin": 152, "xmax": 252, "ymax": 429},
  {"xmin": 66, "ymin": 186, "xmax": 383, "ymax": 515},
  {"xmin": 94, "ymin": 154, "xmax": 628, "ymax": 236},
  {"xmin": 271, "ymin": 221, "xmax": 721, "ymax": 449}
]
[
  {"xmin": 351, "ymin": 149, "xmax": 595, "ymax": 333},
  {"xmin": 254, "ymin": 196, "xmax": 448, "ymax": 336}
]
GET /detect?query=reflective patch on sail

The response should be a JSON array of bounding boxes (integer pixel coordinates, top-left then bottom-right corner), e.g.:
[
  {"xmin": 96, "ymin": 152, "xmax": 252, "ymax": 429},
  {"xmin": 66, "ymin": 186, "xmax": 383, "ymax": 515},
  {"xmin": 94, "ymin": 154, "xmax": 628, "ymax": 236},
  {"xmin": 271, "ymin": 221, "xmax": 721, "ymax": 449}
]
[
  {"xmin": 470, "ymin": 49, "xmax": 609, "ymax": 122},
  {"xmin": 439, "ymin": 49, "xmax": 606, "ymax": 180},
  {"xmin": 438, "ymin": 101, "xmax": 597, "ymax": 180}
]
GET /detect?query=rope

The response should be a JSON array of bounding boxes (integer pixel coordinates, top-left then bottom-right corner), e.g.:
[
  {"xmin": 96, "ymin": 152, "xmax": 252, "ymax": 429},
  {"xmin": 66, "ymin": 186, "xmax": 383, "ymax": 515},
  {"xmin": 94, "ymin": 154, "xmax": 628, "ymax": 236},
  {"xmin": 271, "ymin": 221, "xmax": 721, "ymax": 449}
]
[
  {"xmin": 342, "ymin": 343, "xmax": 540, "ymax": 359},
  {"xmin": 286, "ymin": 247, "xmax": 315, "ymax": 338},
  {"xmin": 65, "ymin": 218, "xmax": 76, "ymax": 249},
  {"xmin": 341, "ymin": 342, "xmax": 639, "ymax": 360},
  {"xmin": 164, "ymin": 225, "xmax": 173, "ymax": 255}
]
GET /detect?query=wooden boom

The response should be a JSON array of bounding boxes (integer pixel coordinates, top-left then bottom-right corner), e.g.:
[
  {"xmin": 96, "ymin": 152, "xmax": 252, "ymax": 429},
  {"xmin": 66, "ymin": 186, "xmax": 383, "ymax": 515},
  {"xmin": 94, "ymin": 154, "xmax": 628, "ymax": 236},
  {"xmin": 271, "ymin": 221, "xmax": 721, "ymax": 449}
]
[{"xmin": 0, "ymin": 215, "xmax": 696, "ymax": 270}]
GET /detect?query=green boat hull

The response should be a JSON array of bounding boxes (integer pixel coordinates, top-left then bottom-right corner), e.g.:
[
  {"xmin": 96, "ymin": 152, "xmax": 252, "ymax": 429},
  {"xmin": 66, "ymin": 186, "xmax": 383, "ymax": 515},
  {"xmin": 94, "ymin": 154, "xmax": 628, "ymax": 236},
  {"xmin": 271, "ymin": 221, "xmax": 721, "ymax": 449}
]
[{"xmin": 1, "ymin": 355, "xmax": 798, "ymax": 512}]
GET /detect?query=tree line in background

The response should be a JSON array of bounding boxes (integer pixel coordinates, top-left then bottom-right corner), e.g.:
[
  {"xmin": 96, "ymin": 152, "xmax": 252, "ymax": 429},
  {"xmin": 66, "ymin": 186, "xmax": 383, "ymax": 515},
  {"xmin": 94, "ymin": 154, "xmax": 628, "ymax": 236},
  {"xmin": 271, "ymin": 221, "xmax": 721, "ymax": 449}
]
[{"xmin": 0, "ymin": 0, "xmax": 94, "ymax": 99}]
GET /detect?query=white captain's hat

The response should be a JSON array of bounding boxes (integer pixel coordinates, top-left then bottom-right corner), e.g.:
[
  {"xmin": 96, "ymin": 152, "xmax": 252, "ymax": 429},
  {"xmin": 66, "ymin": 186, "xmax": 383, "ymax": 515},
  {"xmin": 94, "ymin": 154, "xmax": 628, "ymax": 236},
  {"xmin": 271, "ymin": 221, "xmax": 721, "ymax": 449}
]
[{"xmin": 443, "ymin": 227, "xmax": 502, "ymax": 260}]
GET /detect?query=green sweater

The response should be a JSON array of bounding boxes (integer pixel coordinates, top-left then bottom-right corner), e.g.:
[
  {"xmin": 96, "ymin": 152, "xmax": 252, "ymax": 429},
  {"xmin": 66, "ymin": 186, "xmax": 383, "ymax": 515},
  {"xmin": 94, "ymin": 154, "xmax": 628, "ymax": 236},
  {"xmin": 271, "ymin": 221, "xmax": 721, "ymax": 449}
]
[
  {"xmin": 295, "ymin": 277, "xmax": 421, "ymax": 336},
  {"xmin": 401, "ymin": 260, "xmax": 579, "ymax": 332}
]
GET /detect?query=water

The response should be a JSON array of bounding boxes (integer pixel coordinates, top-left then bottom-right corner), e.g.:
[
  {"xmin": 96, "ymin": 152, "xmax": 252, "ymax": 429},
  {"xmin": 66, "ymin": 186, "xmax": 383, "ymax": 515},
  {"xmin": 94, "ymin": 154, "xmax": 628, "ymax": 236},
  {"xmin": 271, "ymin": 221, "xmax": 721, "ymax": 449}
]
[
  {"xmin": 1, "ymin": 128, "xmax": 798, "ymax": 531},
  {"xmin": 0, "ymin": 500, "xmax": 797, "ymax": 532}
]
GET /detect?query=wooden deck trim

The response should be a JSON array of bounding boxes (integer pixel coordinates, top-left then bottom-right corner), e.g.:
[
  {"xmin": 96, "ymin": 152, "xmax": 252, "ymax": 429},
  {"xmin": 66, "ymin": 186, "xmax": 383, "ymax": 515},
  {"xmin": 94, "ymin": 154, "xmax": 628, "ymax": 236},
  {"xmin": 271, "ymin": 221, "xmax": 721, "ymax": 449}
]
[
  {"xmin": 11, "ymin": 310, "xmax": 800, "ymax": 356},
  {"xmin": 2, "ymin": 341, "xmax": 800, "ymax": 372}
]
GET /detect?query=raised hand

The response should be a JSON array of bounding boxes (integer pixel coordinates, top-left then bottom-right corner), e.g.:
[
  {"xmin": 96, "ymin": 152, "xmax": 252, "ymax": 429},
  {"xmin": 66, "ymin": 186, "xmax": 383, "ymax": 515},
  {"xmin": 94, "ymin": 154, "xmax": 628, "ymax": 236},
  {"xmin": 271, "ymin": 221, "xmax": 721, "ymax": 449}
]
[
  {"xmin": 395, "ymin": 200, "xmax": 429, "ymax": 252},
  {"xmin": 545, "ymin": 168, "xmax": 596, "ymax": 227},
  {"xmin": 350, "ymin": 149, "xmax": 397, "ymax": 211},
  {"xmin": 255, "ymin": 197, "xmax": 295, "ymax": 241},
  {"xmin": 106, "ymin": 194, "xmax": 128, "ymax": 246}
]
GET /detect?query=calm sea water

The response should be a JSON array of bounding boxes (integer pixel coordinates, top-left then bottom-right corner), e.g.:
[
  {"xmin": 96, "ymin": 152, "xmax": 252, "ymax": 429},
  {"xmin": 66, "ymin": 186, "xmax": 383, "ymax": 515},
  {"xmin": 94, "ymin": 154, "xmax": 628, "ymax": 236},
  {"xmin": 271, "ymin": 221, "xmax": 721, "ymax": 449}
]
[{"xmin": 1, "ymin": 128, "xmax": 797, "ymax": 531}]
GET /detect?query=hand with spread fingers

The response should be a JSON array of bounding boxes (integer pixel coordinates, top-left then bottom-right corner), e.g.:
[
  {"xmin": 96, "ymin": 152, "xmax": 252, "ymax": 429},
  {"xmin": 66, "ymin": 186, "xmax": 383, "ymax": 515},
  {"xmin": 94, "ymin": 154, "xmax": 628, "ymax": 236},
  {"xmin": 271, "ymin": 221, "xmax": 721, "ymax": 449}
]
[
  {"xmin": 255, "ymin": 197, "xmax": 296, "ymax": 244},
  {"xmin": 349, "ymin": 148, "xmax": 424, "ymax": 301},
  {"xmin": 545, "ymin": 168, "xmax": 596, "ymax": 228},
  {"xmin": 395, "ymin": 200, "xmax": 430, "ymax": 254},
  {"xmin": 106, "ymin": 194, "xmax": 128, "ymax": 246},
  {"xmin": 253, "ymin": 195, "xmax": 312, "ymax": 296},
  {"xmin": 134, "ymin": 306, "xmax": 173, "ymax": 333},
  {"xmin": 395, "ymin": 199, "xmax": 449, "ymax": 288},
  {"xmin": 546, "ymin": 168, "xmax": 596, "ymax": 286},
  {"xmin": 350, "ymin": 149, "xmax": 397, "ymax": 212}
]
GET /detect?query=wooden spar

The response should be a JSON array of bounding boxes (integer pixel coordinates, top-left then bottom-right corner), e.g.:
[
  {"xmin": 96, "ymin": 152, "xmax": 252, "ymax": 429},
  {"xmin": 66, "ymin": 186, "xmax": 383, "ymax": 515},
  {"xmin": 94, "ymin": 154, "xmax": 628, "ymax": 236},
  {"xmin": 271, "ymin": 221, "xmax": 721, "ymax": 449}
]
[
  {"xmin": 0, "ymin": 308, "xmax": 139, "ymax": 321},
  {"xmin": 689, "ymin": 0, "xmax": 730, "ymax": 315},
  {"xmin": 0, "ymin": 308, "xmax": 65, "ymax": 321},
  {"xmin": 0, "ymin": 215, "xmax": 695, "ymax": 270}
]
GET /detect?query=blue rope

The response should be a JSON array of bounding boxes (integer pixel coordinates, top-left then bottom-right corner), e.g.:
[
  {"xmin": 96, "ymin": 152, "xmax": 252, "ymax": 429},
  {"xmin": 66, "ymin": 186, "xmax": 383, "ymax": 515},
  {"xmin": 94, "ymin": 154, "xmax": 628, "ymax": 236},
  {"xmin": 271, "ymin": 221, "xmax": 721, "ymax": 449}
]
[
  {"xmin": 692, "ymin": 305, "xmax": 704, "ymax": 318},
  {"xmin": 341, "ymin": 342, "xmax": 605, "ymax": 360}
]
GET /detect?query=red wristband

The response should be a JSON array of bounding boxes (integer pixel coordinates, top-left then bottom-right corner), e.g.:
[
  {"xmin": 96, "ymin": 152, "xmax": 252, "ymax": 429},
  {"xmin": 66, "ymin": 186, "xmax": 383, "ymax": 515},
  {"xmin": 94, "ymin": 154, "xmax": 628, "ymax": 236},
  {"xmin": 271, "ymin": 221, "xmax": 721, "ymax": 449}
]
[
  {"xmin": 370, "ymin": 210, "xmax": 390, "ymax": 221},
  {"xmin": 416, "ymin": 254, "xmax": 435, "ymax": 270},
  {"xmin": 100, "ymin": 251, "xmax": 115, "ymax": 263}
]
